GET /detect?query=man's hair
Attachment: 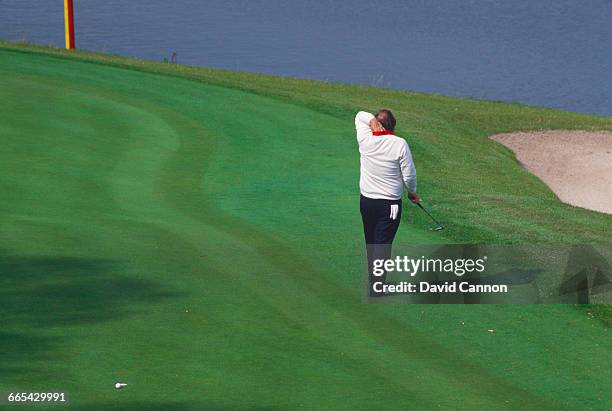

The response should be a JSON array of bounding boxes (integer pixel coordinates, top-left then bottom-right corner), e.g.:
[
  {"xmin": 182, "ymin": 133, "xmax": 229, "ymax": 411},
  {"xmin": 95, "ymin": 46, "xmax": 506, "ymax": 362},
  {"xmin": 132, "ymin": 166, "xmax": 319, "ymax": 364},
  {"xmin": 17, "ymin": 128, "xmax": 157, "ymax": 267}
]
[{"xmin": 377, "ymin": 109, "xmax": 396, "ymax": 131}]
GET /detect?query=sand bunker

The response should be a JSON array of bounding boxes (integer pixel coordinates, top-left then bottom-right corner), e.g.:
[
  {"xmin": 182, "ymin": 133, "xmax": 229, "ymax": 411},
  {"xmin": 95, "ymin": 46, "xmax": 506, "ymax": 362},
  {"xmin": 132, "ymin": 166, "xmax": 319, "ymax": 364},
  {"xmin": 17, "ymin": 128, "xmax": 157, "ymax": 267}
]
[{"xmin": 491, "ymin": 130, "xmax": 612, "ymax": 214}]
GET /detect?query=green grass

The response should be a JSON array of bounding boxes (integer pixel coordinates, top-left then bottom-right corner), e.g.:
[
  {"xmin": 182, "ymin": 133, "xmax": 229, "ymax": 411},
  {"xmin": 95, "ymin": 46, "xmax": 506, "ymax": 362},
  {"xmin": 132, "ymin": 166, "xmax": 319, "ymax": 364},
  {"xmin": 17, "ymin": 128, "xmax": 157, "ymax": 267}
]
[{"xmin": 0, "ymin": 41, "xmax": 610, "ymax": 410}]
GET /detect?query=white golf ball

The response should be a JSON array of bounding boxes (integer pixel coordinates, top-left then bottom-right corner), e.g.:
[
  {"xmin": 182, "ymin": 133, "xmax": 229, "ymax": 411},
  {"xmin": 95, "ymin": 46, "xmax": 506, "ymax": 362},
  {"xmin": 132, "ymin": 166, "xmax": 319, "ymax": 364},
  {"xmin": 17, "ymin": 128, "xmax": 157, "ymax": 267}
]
[{"xmin": 115, "ymin": 382, "xmax": 127, "ymax": 389}]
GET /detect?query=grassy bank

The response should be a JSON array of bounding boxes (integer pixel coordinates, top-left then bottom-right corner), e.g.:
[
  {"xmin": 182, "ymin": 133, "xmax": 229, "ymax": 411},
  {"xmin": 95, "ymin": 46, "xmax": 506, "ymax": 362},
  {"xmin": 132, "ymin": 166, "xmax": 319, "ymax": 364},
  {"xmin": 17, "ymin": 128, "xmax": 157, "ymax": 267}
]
[
  {"xmin": 1, "ymin": 41, "xmax": 610, "ymax": 410},
  {"xmin": 3, "ymin": 41, "xmax": 612, "ymax": 245}
]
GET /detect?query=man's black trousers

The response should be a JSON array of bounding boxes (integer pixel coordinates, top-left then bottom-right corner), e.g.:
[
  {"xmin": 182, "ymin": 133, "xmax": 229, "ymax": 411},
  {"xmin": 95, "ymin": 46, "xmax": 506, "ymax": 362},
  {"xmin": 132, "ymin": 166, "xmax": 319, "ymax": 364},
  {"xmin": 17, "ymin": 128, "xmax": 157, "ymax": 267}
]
[{"xmin": 360, "ymin": 195, "xmax": 402, "ymax": 295}]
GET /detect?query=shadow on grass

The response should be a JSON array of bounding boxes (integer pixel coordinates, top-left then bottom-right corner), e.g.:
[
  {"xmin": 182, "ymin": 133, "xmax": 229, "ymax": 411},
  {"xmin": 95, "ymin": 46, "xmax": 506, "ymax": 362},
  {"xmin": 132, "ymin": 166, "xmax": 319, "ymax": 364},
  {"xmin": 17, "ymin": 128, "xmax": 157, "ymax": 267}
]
[{"xmin": 0, "ymin": 253, "xmax": 180, "ymax": 381}]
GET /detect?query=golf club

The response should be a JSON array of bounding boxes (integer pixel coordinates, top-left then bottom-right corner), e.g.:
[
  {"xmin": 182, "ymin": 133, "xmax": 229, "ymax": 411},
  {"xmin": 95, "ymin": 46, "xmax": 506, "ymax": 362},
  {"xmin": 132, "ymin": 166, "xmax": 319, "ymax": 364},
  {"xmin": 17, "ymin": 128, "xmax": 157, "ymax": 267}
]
[{"xmin": 416, "ymin": 202, "xmax": 444, "ymax": 231}]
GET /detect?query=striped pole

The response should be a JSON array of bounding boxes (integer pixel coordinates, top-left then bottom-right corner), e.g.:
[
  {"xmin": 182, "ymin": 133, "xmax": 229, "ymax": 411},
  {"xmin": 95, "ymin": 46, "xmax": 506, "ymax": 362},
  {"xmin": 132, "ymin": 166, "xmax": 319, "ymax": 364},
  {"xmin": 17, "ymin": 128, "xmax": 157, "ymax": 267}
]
[{"xmin": 64, "ymin": 0, "xmax": 75, "ymax": 49}]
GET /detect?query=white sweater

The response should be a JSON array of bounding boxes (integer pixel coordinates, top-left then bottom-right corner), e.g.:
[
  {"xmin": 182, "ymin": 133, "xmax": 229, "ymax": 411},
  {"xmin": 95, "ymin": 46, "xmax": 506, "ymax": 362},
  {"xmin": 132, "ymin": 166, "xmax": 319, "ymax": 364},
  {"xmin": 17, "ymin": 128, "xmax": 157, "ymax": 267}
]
[{"xmin": 355, "ymin": 111, "xmax": 417, "ymax": 200}]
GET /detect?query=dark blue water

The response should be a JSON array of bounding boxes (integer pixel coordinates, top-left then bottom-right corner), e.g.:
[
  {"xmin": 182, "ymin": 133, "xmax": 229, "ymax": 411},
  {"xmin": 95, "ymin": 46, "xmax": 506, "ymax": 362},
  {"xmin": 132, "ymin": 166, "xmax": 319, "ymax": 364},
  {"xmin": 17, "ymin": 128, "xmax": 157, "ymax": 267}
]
[{"xmin": 2, "ymin": 0, "xmax": 611, "ymax": 115}]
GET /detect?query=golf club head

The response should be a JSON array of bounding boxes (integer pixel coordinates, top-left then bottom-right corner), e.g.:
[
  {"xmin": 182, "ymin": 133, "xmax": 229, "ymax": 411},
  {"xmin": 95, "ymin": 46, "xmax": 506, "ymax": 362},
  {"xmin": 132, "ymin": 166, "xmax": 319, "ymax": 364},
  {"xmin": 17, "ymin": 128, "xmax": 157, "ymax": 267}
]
[{"xmin": 417, "ymin": 203, "xmax": 444, "ymax": 231}]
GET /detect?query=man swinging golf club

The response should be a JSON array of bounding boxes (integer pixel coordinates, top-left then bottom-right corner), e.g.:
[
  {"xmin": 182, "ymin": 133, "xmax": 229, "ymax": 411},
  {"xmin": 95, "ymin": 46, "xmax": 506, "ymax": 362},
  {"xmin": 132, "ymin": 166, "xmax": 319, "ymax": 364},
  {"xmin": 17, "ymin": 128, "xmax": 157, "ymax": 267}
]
[{"xmin": 355, "ymin": 109, "xmax": 419, "ymax": 296}]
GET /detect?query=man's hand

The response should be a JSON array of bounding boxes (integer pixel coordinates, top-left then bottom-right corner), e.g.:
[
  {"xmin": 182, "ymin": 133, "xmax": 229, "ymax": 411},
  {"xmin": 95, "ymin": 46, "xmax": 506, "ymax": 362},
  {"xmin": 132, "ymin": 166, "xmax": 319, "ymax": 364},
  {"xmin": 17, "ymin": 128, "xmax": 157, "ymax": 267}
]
[
  {"xmin": 369, "ymin": 118, "xmax": 385, "ymax": 133},
  {"xmin": 408, "ymin": 192, "xmax": 420, "ymax": 204}
]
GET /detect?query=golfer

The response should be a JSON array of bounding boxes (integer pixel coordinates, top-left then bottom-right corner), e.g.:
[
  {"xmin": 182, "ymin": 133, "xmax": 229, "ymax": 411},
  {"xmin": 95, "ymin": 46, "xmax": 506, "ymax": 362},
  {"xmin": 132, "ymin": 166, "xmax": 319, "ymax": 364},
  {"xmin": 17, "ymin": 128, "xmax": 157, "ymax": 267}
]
[{"xmin": 355, "ymin": 110, "xmax": 419, "ymax": 295}]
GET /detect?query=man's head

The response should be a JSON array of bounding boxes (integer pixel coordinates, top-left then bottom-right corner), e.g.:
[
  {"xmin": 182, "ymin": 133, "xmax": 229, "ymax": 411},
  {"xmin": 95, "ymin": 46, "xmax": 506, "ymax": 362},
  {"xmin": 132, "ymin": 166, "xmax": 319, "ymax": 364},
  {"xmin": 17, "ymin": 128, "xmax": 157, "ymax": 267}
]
[{"xmin": 376, "ymin": 109, "xmax": 396, "ymax": 131}]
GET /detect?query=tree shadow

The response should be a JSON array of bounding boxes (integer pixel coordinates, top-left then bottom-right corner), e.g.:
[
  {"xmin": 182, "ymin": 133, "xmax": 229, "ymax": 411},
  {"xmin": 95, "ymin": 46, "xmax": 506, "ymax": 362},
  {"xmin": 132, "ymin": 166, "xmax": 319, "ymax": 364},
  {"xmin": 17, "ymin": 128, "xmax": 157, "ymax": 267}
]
[
  {"xmin": 0, "ymin": 252, "xmax": 180, "ymax": 382},
  {"xmin": 0, "ymin": 331, "xmax": 61, "ymax": 381}
]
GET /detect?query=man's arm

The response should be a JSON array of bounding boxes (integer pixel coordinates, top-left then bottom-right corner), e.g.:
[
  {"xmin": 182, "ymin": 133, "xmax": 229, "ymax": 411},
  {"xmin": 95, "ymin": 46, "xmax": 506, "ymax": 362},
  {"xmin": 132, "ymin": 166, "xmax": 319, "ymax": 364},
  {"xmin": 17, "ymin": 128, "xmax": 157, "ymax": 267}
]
[
  {"xmin": 399, "ymin": 141, "xmax": 420, "ymax": 203},
  {"xmin": 355, "ymin": 111, "xmax": 385, "ymax": 134}
]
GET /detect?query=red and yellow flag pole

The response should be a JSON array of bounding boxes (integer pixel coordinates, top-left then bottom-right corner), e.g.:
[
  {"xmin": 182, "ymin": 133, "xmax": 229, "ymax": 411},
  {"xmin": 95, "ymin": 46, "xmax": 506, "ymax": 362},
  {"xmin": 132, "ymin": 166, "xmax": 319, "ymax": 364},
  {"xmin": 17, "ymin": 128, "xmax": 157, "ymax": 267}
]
[{"xmin": 64, "ymin": 0, "xmax": 75, "ymax": 49}]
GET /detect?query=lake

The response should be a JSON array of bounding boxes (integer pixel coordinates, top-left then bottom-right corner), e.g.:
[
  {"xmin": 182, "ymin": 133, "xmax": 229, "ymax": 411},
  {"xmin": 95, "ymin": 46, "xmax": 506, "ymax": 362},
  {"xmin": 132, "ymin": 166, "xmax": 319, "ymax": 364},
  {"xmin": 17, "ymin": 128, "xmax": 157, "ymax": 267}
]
[{"xmin": 2, "ymin": 0, "xmax": 611, "ymax": 115}]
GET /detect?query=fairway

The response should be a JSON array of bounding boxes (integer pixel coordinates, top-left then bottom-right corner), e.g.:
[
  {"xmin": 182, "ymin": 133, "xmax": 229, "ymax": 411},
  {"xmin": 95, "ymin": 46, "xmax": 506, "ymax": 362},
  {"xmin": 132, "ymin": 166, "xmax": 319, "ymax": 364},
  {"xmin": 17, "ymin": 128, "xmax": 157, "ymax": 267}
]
[{"xmin": 1, "ymin": 45, "xmax": 611, "ymax": 410}]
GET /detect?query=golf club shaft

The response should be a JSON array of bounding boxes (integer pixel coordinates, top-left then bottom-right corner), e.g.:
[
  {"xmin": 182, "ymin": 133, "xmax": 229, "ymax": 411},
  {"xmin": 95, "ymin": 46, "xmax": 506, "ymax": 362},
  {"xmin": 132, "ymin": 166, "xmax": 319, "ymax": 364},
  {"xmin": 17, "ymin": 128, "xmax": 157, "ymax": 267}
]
[{"xmin": 417, "ymin": 202, "xmax": 442, "ymax": 226}]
